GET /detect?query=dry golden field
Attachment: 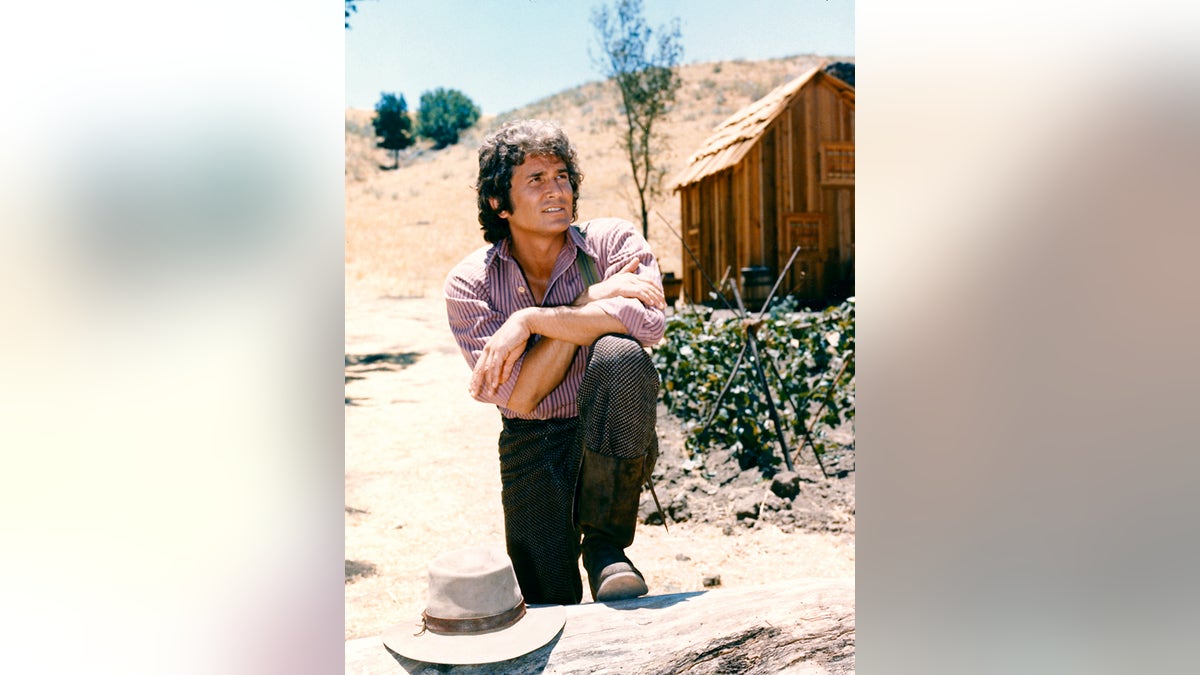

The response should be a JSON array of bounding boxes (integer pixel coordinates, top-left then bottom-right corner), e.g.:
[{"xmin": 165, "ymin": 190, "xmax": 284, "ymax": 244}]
[{"xmin": 344, "ymin": 54, "xmax": 839, "ymax": 301}]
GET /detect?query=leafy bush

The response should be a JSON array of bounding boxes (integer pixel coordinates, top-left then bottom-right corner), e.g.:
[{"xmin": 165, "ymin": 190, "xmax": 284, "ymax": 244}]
[
  {"xmin": 416, "ymin": 88, "xmax": 481, "ymax": 149},
  {"xmin": 652, "ymin": 298, "xmax": 855, "ymax": 473}
]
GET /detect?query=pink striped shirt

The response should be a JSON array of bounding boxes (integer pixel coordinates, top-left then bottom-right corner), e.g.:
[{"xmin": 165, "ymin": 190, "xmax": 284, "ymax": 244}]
[{"xmin": 445, "ymin": 217, "xmax": 666, "ymax": 420}]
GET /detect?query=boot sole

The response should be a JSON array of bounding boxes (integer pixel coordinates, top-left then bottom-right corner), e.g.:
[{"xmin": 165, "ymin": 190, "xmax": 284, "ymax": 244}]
[{"xmin": 594, "ymin": 570, "xmax": 649, "ymax": 602}]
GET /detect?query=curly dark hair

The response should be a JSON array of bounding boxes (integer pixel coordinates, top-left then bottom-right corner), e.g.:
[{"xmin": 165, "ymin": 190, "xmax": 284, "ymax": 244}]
[{"xmin": 475, "ymin": 119, "xmax": 584, "ymax": 243}]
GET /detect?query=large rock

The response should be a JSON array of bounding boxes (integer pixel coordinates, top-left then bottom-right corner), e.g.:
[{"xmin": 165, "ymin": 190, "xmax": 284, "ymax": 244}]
[{"xmin": 346, "ymin": 578, "xmax": 855, "ymax": 674}]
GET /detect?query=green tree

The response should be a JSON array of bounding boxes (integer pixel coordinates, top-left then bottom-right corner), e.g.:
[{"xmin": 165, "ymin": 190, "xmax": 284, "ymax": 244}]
[
  {"xmin": 372, "ymin": 92, "xmax": 414, "ymax": 170},
  {"xmin": 591, "ymin": 0, "xmax": 683, "ymax": 240},
  {"xmin": 416, "ymin": 88, "xmax": 481, "ymax": 150}
]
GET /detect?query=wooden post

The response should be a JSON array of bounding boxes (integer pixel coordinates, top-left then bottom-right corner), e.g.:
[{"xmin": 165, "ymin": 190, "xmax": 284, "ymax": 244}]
[{"xmin": 728, "ymin": 281, "xmax": 794, "ymax": 473}]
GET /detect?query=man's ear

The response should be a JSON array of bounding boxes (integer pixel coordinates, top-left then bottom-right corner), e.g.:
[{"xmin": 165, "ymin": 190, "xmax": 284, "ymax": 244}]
[{"xmin": 488, "ymin": 197, "xmax": 508, "ymax": 219}]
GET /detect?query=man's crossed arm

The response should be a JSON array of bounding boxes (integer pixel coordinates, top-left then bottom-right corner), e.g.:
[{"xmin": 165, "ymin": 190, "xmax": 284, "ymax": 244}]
[{"xmin": 469, "ymin": 258, "xmax": 666, "ymax": 414}]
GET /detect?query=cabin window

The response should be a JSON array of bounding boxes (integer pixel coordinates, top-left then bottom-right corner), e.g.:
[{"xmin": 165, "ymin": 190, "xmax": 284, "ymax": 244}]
[{"xmin": 820, "ymin": 142, "xmax": 855, "ymax": 185}]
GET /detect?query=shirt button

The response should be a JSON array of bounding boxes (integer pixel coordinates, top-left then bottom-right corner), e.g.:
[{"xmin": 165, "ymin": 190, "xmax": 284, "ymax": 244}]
[{"xmin": 517, "ymin": 286, "xmax": 526, "ymax": 293}]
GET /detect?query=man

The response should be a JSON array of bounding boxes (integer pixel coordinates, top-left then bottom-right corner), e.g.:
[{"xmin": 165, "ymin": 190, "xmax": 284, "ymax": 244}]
[{"xmin": 445, "ymin": 119, "xmax": 666, "ymax": 605}]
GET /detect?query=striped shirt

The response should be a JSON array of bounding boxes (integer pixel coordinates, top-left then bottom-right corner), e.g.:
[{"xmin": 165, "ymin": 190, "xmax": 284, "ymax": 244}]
[{"xmin": 445, "ymin": 217, "xmax": 666, "ymax": 420}]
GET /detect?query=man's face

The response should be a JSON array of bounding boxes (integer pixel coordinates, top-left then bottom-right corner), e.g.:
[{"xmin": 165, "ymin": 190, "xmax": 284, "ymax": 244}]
[{"xmin": 499, "ymin": 154, "xmax": 573, "ymax": 240}]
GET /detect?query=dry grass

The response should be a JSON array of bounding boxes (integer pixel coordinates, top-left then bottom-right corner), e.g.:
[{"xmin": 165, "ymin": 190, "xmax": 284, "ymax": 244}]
[{"xmin": 345, "ymin": 55, "xmax": 838, "ymax": 301}]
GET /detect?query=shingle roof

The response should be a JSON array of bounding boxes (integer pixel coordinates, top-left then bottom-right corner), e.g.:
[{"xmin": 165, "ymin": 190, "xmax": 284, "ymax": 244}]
[{"xmin": 672, "ymin": 65, "xmax": 853, "ymax": 190}]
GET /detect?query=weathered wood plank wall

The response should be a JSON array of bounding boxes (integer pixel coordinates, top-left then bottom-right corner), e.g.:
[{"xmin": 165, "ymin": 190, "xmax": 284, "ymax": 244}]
[{"xmin": 680, "ymin": 72, "xmax": 854, "ymax": 306}]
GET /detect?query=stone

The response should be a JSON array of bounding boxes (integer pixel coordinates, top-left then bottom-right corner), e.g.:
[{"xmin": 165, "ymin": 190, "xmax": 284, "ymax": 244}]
[
  {"xmin": 668, "ymin": 491, "xmax": 691, "ymax": 522},
  {"xmin": 770, "ymin": 471, "xmax": 802, "ymax": 499},
  {"xmin": 705, "ymin": 449, "xmax": 741, "ymax": 486},
  {"xmin": 733, "ymin": 495, "xmax": 760, "ymax": 520},
  {"xmin": 761, "ymin": 492, "xmax": 787, "ymax": 512},
  {"xmin": 639, "ymin": 492, "xmax": 665, "ymax": 525}
]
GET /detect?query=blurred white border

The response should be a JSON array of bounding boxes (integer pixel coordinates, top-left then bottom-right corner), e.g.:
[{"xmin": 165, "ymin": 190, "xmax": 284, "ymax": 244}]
[
  {"xmin": 859, "ymin": 1, "xmax": 1200, "ymax": 672},
  {"xmin": 1, "ymin": 3, "xmax": 345, "ymax": 674}
]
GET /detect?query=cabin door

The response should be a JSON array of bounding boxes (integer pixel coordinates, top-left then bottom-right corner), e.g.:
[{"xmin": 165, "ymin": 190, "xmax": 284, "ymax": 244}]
[{"xmin": 782, "ymin": 213, "xmax": 824, "ymax": 301}]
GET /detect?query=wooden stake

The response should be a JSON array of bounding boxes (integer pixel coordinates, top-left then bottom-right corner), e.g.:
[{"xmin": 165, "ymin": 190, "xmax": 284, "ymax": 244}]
[
  {"xmin": 728, "ymin": 280, "xmax": 794, "ymax": 472},
  {"xmin": 791, "ymin": 352, "xmax": 854, "ymax": 471}
]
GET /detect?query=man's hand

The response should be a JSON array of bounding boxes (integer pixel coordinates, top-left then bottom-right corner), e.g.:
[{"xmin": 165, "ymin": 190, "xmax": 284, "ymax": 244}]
[
  {"xmin": 575, "ymin": 258, "xmax": 666, "ymax": 310},
  {"xmin": 470, "ymin": 309, "xmax": 532, "ymax": 399}
]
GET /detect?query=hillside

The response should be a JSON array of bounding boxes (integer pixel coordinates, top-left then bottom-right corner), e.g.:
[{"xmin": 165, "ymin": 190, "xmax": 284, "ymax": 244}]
[{"xmin": 345, "ymin": 54, "xmax": 848, "ymax": 300}]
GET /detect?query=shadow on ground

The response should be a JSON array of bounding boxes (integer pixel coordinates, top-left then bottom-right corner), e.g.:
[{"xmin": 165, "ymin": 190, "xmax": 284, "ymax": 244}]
[{"xmin": 346, "ymin": 351, "xmax": 422, "ymax": 371}]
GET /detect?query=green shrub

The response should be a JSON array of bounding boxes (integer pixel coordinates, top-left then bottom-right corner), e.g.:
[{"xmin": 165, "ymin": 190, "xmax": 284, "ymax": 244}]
[
  {"xmin": 416, "ymin": 88, "xmax": 481, "ymax": 149},
  {"xmin": 652, "ymin": 298, "xmax": 855, "ymax": 473}
]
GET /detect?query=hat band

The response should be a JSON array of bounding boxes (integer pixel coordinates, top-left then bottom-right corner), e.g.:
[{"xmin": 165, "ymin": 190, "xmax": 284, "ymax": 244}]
[{"xmin": 421, "ymin": 601, "xmax": 527, "ymax": 636}]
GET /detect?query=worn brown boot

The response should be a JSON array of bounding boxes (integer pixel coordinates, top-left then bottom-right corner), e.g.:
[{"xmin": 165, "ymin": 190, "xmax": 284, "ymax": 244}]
[{"xmin": 577, "ymin": 449, "xmax": 648, "ymax": 602}]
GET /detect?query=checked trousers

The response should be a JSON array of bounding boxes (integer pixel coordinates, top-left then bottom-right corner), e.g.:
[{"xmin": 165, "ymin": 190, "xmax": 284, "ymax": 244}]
[{"xmin": 497, "ymin": 334, "xmax": 659, "ymax": 605}]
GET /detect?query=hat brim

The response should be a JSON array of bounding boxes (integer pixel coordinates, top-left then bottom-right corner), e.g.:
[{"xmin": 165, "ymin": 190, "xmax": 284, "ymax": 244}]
[{"xmin": 382, "ymin": 604, "xmax": 565, "ymax": 666}]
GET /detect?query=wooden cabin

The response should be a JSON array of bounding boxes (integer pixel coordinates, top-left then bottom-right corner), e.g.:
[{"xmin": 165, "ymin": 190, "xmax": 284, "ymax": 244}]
[{"xmin": 673, "ymin": 64, "xmax": 854, "ymax": 308}]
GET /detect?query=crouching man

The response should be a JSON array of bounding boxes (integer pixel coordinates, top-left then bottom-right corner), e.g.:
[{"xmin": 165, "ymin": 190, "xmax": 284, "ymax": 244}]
[{"xmin": 445, "ymin": 119, "xmax": 666, "ymax": 604}]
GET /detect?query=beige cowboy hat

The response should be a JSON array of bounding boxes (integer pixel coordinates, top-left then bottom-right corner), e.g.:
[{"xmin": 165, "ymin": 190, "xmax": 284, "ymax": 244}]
[{"xmin": 382, "ymin": 546, "xmax": 566, "ymax": 665}]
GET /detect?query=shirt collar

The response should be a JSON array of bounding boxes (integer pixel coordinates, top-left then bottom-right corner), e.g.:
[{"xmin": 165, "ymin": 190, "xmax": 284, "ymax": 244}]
[
  {"xmin": 566, "ymin": 224, "xmax": 593, "ymax": 260},
  {"xmin": 491, "ymin": 236, "xmax": 515, "ymax": 264},
  {"xmin": 490, "ymin": 225, "xmax": 591, "ymax": 266}
]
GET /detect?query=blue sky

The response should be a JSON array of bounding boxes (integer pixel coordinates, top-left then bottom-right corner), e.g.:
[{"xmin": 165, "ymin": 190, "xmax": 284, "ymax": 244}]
[{"xmin": 346, "ymin": 0, "xmax": 854, "ymax": 114}]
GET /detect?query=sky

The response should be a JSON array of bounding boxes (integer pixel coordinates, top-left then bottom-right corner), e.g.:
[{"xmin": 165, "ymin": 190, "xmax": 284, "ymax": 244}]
[{"xmin": 345, "ymin": 0, "xmax": 854, "ymax": 114}]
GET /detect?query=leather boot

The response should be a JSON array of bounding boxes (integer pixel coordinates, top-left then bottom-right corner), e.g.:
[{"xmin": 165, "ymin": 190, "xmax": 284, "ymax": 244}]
[{"xmin": 577, "ymin": 448, "xmax": 649, "ymax": 602}]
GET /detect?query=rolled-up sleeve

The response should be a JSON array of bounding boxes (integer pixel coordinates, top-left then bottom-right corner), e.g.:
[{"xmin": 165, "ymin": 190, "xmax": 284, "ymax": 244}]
[
  {"xmin": 590, "ymin": 296, "xmax": 665, "ymax": 346},
  {"xmin": 444, "ymin": 258, "xmax": 526, "ymax": 407},
  {"xmin": 587, "ymin": 220, "xmax": 666, "ymax": 346}
]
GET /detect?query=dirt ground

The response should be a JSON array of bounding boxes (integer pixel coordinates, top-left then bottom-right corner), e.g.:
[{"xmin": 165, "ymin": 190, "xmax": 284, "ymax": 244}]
[{"xmin": 344, "ymin": 293, "xmax": 855, "ymax": 641}]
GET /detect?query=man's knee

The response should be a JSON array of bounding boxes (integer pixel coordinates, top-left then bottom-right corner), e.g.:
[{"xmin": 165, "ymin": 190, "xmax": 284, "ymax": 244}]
[{"xmin": 588, "ymin": 334, "xmax": 658, "ymax": 392}]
